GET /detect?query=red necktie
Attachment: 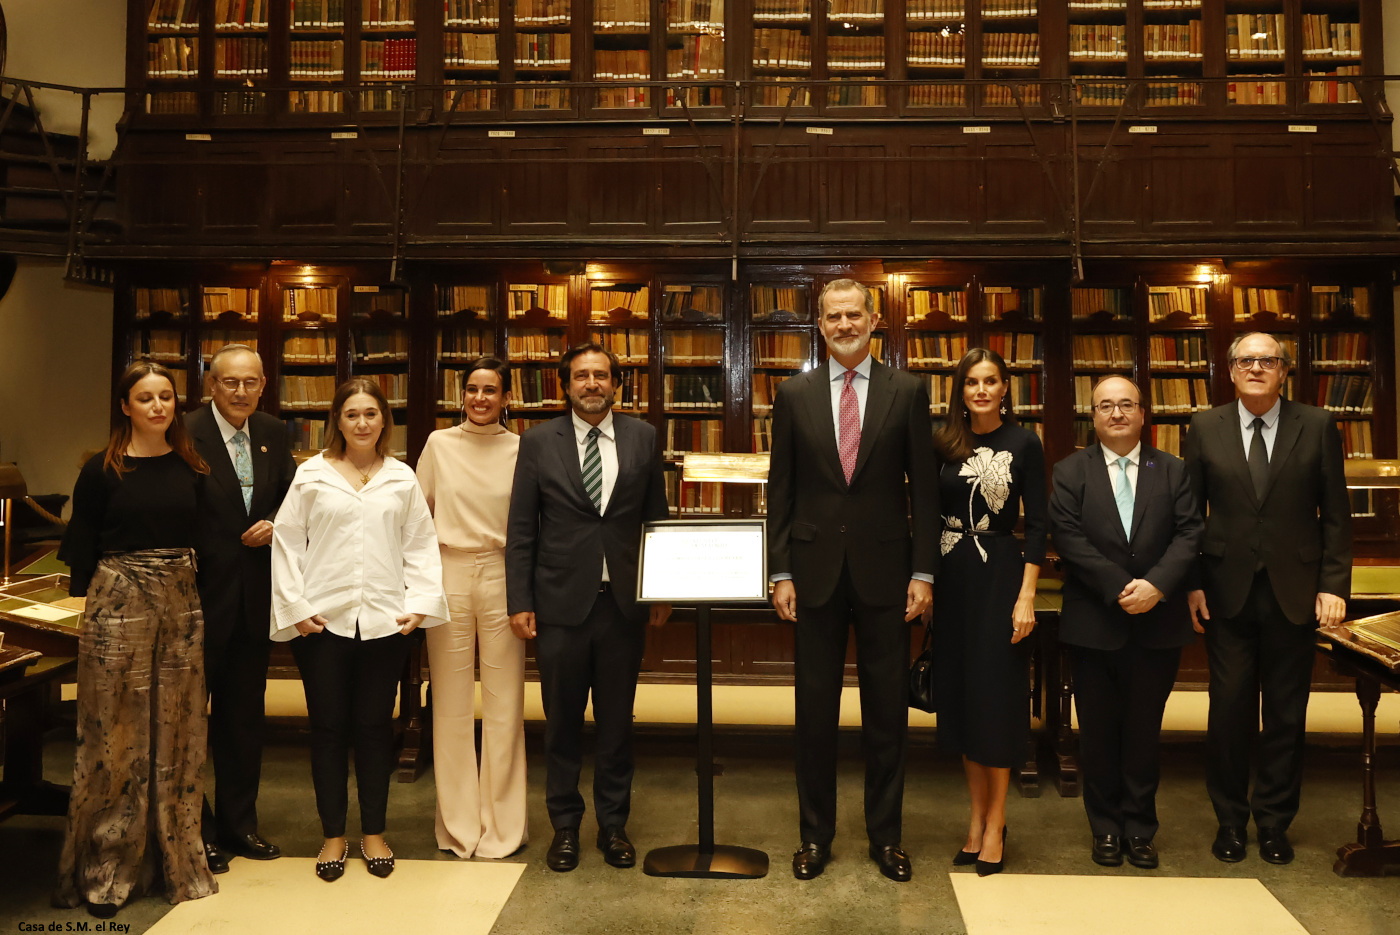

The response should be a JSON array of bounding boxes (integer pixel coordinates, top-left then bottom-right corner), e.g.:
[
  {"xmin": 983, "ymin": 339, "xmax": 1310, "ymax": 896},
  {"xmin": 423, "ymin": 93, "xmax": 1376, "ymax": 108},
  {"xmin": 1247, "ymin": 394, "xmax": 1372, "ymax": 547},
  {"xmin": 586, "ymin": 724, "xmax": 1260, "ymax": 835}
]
[{"xmin": 839, "ymin": 370, "xmax": 860, "ymax": 484}]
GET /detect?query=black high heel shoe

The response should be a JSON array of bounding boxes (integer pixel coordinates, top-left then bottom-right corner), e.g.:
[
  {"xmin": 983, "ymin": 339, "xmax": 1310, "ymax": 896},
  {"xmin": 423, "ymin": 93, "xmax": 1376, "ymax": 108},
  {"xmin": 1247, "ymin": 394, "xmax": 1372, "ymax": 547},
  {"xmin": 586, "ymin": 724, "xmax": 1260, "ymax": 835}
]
[
  {"xmin": 363, "ymin": 840, "xmax": 396, "ymax": 878},
  {"xmin": 316, "ymin": 842, "xmax": 349, "ymax": 882},
  {"xmin": 975, "ymin": 827, "xmax": 1008, "ymax": 877},
  {"xmin": 953, "ymin": 848, "xmax": 980, "ymax": 866}
]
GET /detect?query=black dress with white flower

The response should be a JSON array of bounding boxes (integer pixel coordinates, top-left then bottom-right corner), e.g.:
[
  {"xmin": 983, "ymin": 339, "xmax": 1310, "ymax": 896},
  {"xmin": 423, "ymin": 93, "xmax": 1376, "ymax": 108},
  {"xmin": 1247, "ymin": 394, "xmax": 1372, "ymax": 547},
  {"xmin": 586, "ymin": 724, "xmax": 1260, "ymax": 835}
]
[{"xmin": 932, "ymin": 422, "xmax": 1048, "ymax": 768}]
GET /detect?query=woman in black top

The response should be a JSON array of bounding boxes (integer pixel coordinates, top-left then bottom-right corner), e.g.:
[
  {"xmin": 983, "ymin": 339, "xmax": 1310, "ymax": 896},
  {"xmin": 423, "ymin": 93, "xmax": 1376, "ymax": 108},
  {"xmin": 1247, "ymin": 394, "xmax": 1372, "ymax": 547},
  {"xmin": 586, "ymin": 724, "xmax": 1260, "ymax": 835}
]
[
  {"xmin": 931, "ymin": 348, "xmax": 1048, "ymax": 877},
  {"xmin": 55, "ymin": 360, "xmax": 215, "ymax": 918}
]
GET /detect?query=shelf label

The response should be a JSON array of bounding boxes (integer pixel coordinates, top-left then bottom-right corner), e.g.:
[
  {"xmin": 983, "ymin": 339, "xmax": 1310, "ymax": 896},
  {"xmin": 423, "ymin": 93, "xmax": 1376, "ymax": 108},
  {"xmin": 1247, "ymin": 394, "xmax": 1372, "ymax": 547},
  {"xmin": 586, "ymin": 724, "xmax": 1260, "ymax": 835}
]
[
  {"xmin": 1288, "ymin": 125, "xmax": 1318, "ymax": 133},
  {"xmin": 643, "ymin": 127, "xmax": 670, "ymax": 136},
  {"xmin": 963, "ymin": 126, "xmax": 991, "ymax": 134},
  {"xmin": 331, "ymin": 131, "xmax": 358, "ymax": 140},
  {"xmin": 806, "ymin": 126, "xmax": 833, "ymax": 135},
  {"xmin": 353, "ymin": 286, "xmax": 380, "ymax": 293},
  {"xmin": 185, "ymin": 133, "xmax": 211, "ymax": 141},
  {"xmin": 489, "ymin": 130, "xmax": 516, "ymax": 138},
  {"xmin": 1128, "ymin": 126, "xmax": 1158, "ymax": 134}
]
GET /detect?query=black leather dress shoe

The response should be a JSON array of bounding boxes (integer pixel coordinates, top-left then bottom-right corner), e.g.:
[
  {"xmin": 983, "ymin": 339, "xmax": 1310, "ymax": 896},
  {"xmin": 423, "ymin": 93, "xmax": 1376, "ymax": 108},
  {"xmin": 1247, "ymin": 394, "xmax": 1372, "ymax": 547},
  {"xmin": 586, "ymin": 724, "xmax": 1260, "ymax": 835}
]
[
  {"xmin": 86, "ymin": 902, "xmax": 119, "ymax": 919},
  {"xmin": 1257, "ymin": 827, "xmax": 1294, "ymax": 865},
  {"xmin": 1125, "ymin": 836, "xmax": 1159, "ymax": 869},
  {"xmin": 222, "ymin": 832, "xmax": 281, "ymax": 860},
  {"xmin": 597, "ymin": 827, "xmax": 636, "ymax": 868},
  {"xmin": 1092, "ymin": 834, "xmax": 1123, "ymax": 867},
  {"xmin": 870, "ymin": 844, "xmax": 912, "ymax": 882},
  {"xmin": 203, "ymin": 842, "xmax": 230, "ymax": 875},
  {"xmin": 546, "ymin": 828, "xmax": 580, "ymax": 872},
  {"xmin": 792, "ymin": 842, "xmax": 831, "ymax": 880},
  {"xmin": 1212, "ymin": 825, "xmax": 1247, "ymax": 863}
]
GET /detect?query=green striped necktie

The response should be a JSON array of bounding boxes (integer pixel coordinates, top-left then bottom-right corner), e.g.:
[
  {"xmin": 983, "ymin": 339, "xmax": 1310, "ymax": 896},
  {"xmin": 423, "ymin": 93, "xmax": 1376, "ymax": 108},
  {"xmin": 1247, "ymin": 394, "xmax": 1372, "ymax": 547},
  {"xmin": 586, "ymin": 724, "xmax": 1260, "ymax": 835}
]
[{"xmin": 583, "ymin": 426, "xmax": 602, "ymax": 511}]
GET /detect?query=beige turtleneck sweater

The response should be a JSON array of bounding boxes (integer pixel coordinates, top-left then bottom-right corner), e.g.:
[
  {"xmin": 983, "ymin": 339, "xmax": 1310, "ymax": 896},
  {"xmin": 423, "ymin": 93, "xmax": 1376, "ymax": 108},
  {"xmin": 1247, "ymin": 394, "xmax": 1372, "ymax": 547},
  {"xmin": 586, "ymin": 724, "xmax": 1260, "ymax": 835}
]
[{"xmin": 415, "ymin": 419, "xmax": 520, "ymax": 553}]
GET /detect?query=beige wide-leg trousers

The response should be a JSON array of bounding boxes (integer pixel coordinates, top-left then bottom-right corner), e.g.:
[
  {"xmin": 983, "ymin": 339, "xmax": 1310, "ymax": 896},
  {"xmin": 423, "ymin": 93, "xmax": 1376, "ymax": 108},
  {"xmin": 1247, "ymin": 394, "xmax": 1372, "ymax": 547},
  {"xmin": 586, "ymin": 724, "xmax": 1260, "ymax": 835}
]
[{"xmin": 426, "ymin": 548, "xmax": 528, "ymax": 858}]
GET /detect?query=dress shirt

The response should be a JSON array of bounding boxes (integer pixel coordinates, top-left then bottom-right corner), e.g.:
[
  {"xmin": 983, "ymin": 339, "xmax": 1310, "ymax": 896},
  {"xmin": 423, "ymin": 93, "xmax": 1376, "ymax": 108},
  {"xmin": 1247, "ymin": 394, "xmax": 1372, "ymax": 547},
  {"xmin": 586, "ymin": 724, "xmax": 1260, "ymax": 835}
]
[
  {"xmin": 1102, "ymin": 441, "xmax": 1142, "ymax": 499},
  {"xmin": 572, "ymin": 409, "xmax": 618, "ymax": 581},
  {"xmin": 270, "ymin": 453, "xmax": 449, "ymax": 642},
  {"xmin": 827, "ymin": 354, "xmax": 872, "ymax": 427},
  {"xmin": 210, "ymin": 403, "xmax": 248, "ymax": 469},
  {"xmin": 1237, "ymin": 397, "xmax": 1282, "ymax": 460}
]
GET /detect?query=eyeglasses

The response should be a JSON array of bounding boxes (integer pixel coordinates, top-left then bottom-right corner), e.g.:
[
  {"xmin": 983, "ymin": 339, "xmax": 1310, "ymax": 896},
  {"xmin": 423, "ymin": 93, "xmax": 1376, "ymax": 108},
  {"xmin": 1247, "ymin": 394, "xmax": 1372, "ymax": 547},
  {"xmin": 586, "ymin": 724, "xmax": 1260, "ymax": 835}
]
[
  {"xmin": 1093, "ymin": 400, "xmax": 1139, "ymax": 416},
  {"xmin": 1230, "ymin": 356, "xmax": 1284, "ymax": 372},
  {"xmin": 215, "ymin": 377, "xmax": 264, "ymax": 392}
]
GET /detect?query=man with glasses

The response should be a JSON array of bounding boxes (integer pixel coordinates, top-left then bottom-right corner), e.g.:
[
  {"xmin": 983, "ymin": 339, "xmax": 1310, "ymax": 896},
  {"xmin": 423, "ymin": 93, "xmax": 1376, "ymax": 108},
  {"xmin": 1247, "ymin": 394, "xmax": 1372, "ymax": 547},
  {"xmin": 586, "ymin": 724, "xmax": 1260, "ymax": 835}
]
[
  {"xmin": 1184, "ymin": 332, "xmax": 1351, "ymax": 866},
  {"xmin": 186, "ymin": 344, "xmax": 297, "ymax": 871},
  {"xmin": 1049, "ymin": 376, "xmax": 1202, "ymax": 870}
]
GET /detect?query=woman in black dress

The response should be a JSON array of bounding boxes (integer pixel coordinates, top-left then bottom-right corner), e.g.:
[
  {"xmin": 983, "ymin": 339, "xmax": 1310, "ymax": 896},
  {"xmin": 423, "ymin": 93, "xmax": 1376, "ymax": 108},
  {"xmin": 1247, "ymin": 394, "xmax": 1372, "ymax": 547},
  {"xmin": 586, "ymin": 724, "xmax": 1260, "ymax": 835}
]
[
  {"xmin": 931, "ymin": 348, "xmax": 1047, "ymax": 876},
  {"xmin": 55, "ymin": 360, "xmax": 215, "ymax": 918}
]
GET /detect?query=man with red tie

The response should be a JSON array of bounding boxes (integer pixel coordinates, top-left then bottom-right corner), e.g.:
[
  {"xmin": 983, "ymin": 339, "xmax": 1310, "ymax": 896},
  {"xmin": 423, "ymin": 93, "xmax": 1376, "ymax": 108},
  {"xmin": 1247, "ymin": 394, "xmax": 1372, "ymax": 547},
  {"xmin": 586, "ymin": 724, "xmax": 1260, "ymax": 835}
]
[{"xmin": 767, "ymin": 279, "xmax": 940, "ymax": 882}]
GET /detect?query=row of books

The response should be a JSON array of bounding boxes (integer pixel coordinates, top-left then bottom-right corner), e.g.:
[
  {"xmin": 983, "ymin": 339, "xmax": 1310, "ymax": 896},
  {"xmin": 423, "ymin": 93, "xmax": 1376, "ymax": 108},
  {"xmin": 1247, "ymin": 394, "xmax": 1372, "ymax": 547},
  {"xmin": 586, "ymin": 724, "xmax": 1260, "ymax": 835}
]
[
  {"xmin": 1301, "ymin": 16, "xmax": 1361, "ymax": 58},
  {"xmin": 200, "ymin": 331, "xmax": 259, "ymax": 359},
  {"xmin": 437, "ymin": 285, "xmax": 492, "ymax": 317},
  {"xmin": 828, "ymin": 0, "xmax": 884, "ymax": 23},
  {"xmin": 363, "ymin": 83, "xmax": 408, "ymax": 109},
  {"xmin": 751, "ymin": 373, "xmax": 795, "ymax": 412},
  {"xmin": 663, "ymin": 374, "xmax": 724, "ymax": 409},
  {"xmin": 515, "ymin": 34, "xmax": 571, "ymax": 68},
  {"xmin": 131, "ymin": 332, "xmax": 186, "ymax": 362},
  {"xmin": 1233, "ymin": 287, "xmax": 1291, "ymax": 320},
  {"xmin": 753, "ymin": 414, "xmax": 774, "ymax": 452},
  {"xmin": 1143, "ymin": 22, "xmax": 1202, "ymax": 60},
  {"xmin": 907, "ymin": 332, "xmax": 969, "ymax": 367},
  {"xmin": 509, "ymin": 367, "xmax": 563, "ymax": 407},
  {"xmin": 203, "ymin": 288, "xmax": 258, "ymax": 320},
  {"xmin": 290, "ymin": 90, "xmax": 345, "ymax": 111},
  {"xmin": 983, "ymin": 33, "xmax": 1040, "ymax": 68},
  {"xmin": 215, "ymin": 38, "xmax": 270, "ymax": 78},
  {"xmin": 1009, "ymin": 373, "xmax": 1043, "ymax": 412},
  {"xmin": 147, "ymin": 91, "xmax": 199, "ymax": 114},
  {"xmin": 910, "ymin": 289, "xmax": 968, "ymax": 320},
  {"xmin": 507, "ymin": 331, "xmax": 568, "ymax": 361},
  {"xmin": 286, "ymin": 417, "xmax": 330, "ymax": 451},
  {"xmin": 289, "ymin": 40, "xmax": 346, "ymax": 80},
  {"xmin": 1141, "ymin": 79, "xmax": 1201, "ymax": 106},
  {"xmin": 351, "ymin": 330, "xmax": 409, "ymax": 361},
  {"xmin": 135, "ymin": 287, "xmax": 188, "ymax": 319},
  {"xmin": 753, "ymin": 332, "xmax": 809, "ymax": 367},
  {"xmin": 983, "ymin": 332, "xmax": 1042, "ymax": 367},
  {"xmin": 361, "ymin": 39, "xmax": 417, "ymax": 80},
  {"xmin": 1340, "ymin": 421, "xmax": 1374, "ymax": 459},
  {"xmin": 445, "ymin": 0, "xmax": 500, "ymax": 28},
  {"xmin": 1314, "ymin": 284, "xmax": 1371, "ymax": 318},
  {"xmin": 1150, "ymin": 423, "xmax": 1182, "ymax": 457},
  {"xmin": 1142, "ymin": 0, "xmax": 1198, "ymax": 9},
  {"xmin": 514, "ymin": 84, "xmax": 571, "ymax": 109},
  {"xmin": 908, "ymin": 85, "xmax": 966, "ymax": 107},
  {"xmin": 447, "ymin": 33, "xmax": 497, "ymax": 67},
  {"xmin": 828, "ymin": 37, "xmax": 886, "ymax": 71},
  {"xmin": 1069, "ymin": 0, "xmax": 1127, "ymax": 9},
  {"xmin": 670, "ymin": 0, "xmax": 726, "ymax": 32},
  {"xmin": 909, "ymin": 0, "xmax": 965, "ymax": 21},
  {"xmin": 592, "ymin": 331, "xmax": 650, "ymax": 364},
  {"xmin": 1147, "ymin": 334, "xmax": 1209, "ymax": 368},
  {"xmin": 1226, "ymin": 14, "xmax": 1286, "ymax": 60},
  {"xmin": 1307, "ymin": 68, "xmax": 1362, "ymax": 105},
  {"xmin": 753, "ymin": 0, "xmax": 811, "ymax": 23},
  {"xmin": 984, "ymin": 287, "xmax": 1041, "ymax": 320},
  {"xmin": 280, "ymin": 374, "xmax": 337, "ymax": 408},
  {"xmin": 750, "ymin": 286, "xmax": 809, "ymax": 321},
  {"xmin": 985, "ymin": 84, "xmax": 1041, "ymax": 105},
  {"xmin": 664, "ymin": 419, "xmax": 724, "ymax": 458},
  {"xmin": 663, "ymin": 331, "xmax": 725, "ymax": 364},
  {"xmin": 148, "ymin": 38, "xmax": 199, "ymax": 79},
  {"xmin": 443, "ymin": 82, "xmax": 498, "ymax": 110},
  {"xmin": 508, "ymin": 284, "xmax": 569, "ymax": 316},
  {"xmin": 667, "ymin": 86, "xmax": 726, "ymax": 107},
  {"xmin": 1071, "ymin": 288, "xmax": 1128, "ymax": 320},
  {"xmin": 1228, "ymin": 77, "xmax": 1285, "ymax": 106},
  {"xmin": 983, "ymin": 0, "xmax": 1037, "ymax": 16},
  {"xmin": 595, "ymin": 51, "xmax": 650, "ymax": 81},
  {"xmin": 753, "ymin": 29, "xmax": 812, "ymax": 70},
  {"xmin": 362, "ymin": 0, "xmax": 415, "ymax": 28},
  {"xmin": 149, "ymin": 0, "xmax": 200, "ymax": 30},
  {"xmin": 216, "ymin": 0, "xmax": 269, "ymax": 29},
  {"xmin": 664, "ymin": 285, "xmax": 723, "ymax": 320},
  {"xmin": 283, "ymin": 332, "xmax": 337, "ymax": 362},
  {"xmin": 754, "ymin": 81, "xmax": 810, "ymax": 106},
  {"xmin": 285, "ymin": 287, "xmax": 338, "ymax": 321},
  {"xmin": 594, "ymin": 0, "xmax": 651, "ymax": 31},
  {"xmin": 292, "ymin": 0, "xmax": 346, "ymax": 30},
  {"xmin": 1313, "ymin": 333, "xmax": 1371, "ymax": 368},
  {"xmin": 1071, "ymin": 335, "xmax": 1134, "ymax": 368},
  {"xmin": 668, "ymin": 37, "xmax": 726, "ymax": 80},
  {"xmin": 1315, "ymin": 375, "xmax": 1374, "ymax": 415},
  {"xmin": 615, "ymin": 371, "xmax": 651, "ymax": 410},
  {"xmin": 1148, "ymin": 376, "xmax": 1210, "ymax": 414},
  {"xmin": 516, "ymin": 0, "xmax": 571, "ymax": 26},
  {"xmin": 1147, "ymin": 285, "xmax": 1207, "ymax": 321},
  {"xmin": 359, "ymin": 371, "xmax": 410, "ymax": 406},
  {"xmin": 908, "ymin": 33, "xmax": 964, "ymax": 67},
  {"xmin": 665, "ymin": 475, "xmax": 725, "ymax": 515},
  {"xmin": 1069, "ymin": 25, "xmax": 1127, "ymax": 62},
  {"xmin": 437, "ymin": 330, "xmax": 490, "ymax": 361}
]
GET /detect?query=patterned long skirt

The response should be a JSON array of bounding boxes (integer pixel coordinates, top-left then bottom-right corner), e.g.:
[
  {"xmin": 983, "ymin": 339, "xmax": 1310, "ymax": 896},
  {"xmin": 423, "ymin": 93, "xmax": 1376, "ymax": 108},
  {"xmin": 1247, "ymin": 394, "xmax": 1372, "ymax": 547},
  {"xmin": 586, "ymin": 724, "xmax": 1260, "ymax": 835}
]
[{"xmin": 53, "ymin": 548, "xmax": 217, "ymax": 909}]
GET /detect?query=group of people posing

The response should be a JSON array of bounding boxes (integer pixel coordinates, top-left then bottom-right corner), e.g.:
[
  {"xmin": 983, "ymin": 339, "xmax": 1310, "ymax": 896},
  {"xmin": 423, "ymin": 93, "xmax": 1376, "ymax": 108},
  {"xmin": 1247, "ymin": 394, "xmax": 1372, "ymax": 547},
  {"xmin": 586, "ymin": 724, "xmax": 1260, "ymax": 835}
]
[{"xmin": 50, "ymin": 277, "xmax": 1350, "ymax": 918}]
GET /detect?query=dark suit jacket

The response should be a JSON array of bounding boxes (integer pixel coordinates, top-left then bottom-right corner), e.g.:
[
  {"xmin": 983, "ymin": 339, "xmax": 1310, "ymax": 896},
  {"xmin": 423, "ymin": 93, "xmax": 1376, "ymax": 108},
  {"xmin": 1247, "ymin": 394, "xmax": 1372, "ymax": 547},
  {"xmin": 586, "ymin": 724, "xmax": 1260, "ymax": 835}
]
[
  {"xmin": 1183, "ymin": 399, "xmax": 1352, "ymax": 626},
  {"xmin": 187, "ymin": 406, "xmax": 297, "ymax": 648},
  {"xmin": 506, "ymin": 412, "xmax": 669, "ymax": 627},
  {"xmin": 1050, "ymin": 442, "xmax": 1202, "ymax": 651},
  {"xmin": 766, "ymin": 359, "xmax": 939, "ymax": 608}
]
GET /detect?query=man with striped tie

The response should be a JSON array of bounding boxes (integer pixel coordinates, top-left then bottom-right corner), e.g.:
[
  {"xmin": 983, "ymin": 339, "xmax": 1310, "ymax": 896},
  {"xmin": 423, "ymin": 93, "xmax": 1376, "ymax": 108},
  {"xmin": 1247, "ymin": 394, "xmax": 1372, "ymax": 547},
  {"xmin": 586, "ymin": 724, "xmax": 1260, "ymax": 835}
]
[
  {"xmin": 506, "ymin": 343, "xmax": 670, "ymax": 873},
  {"xmin": 1049, "ymin": 375, "xmax": 1202, "ymax": 870}
]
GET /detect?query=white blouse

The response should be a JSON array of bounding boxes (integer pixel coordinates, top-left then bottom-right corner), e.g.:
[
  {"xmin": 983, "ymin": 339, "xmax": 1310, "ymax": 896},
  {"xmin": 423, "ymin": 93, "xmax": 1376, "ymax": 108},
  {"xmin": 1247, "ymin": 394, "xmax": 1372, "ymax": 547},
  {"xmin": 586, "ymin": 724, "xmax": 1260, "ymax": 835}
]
[{"xmin": 270, "ymin": 453, "xmax": 449, "ymax": 642}]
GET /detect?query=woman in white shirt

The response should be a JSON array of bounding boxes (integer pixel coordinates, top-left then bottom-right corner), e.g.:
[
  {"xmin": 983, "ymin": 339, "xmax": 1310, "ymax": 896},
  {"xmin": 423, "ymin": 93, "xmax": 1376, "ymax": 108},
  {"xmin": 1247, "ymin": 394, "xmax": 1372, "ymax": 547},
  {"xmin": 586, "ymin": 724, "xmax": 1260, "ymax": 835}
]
[{"xmin": 271, "ymin": 377, "xmax": 448, "ymax": 882}]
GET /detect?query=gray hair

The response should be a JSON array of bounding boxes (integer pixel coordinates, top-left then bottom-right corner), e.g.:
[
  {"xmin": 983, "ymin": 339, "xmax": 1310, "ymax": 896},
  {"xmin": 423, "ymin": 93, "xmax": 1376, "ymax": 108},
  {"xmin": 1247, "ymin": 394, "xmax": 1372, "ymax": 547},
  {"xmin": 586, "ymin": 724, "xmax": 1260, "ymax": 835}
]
[
  {"xmin": 209, "ymin": 343, "xmax": 265, "ymax": 378},
  {"xmin": 818, "ymin": 278, "xmax": 874, "ymax": 316},
  {"xmin": 1226, "ymin": 332, "xmax": 1293, "ymax": 369}
]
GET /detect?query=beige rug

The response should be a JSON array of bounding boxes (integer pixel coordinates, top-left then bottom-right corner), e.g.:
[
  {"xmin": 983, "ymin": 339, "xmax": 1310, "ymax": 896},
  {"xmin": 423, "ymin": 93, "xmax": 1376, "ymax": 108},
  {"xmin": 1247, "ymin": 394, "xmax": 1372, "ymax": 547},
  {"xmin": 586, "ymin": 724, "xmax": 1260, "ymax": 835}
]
[
  {"xmin": 950, "ymin": 874, "xmax": 1309, "ymax": 935},
  {"xmin": 148, "ymin": 857, "xmax": 524, "ymax": 935}
]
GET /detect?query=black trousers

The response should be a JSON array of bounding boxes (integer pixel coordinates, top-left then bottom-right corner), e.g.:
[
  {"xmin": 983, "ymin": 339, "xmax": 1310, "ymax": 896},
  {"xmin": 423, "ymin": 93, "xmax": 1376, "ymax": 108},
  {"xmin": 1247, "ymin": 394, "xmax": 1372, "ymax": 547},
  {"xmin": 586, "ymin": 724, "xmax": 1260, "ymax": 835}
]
[
  {"xmin": 794, "ymin": 564, "xmax": 908, "ymax": 847},
  {"xmin": 201, "ymin": 591, "xmax": 272, "ymax": 843},
  {"xmin": 290, "ymin": 628, "xmax": 413, "ymax": 838},
  {"xmin": 533, "ymin": 588, "xmax": 644, "ymax": 832},
  {"xmin": 1204, "ymin": 570, "xmax": 1318, "ymax": 831},
  {"xmin": 1069, "ymin": 643, "xmax": 1181, "ymax": 840}
]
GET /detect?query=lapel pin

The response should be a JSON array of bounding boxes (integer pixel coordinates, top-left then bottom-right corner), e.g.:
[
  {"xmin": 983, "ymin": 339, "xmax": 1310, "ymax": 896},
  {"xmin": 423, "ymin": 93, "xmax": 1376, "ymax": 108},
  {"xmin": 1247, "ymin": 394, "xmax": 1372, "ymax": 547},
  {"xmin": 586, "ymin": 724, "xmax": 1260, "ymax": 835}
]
[{"xmin": 260, "ymin": 445, "xmax": 268, "ymax": 453}]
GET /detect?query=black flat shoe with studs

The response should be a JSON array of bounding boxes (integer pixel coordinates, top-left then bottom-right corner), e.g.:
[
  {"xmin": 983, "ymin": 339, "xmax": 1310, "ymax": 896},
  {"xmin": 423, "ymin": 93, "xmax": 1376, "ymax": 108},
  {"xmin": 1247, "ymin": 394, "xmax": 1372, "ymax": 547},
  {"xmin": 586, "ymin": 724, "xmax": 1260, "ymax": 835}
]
[
  {"xmin": 363, "ymin": 841, "xmax": 396, "ymax": 878},
  {"xmin": 315, "ymin": 842, "xmax": 349, "ymax": 882}
]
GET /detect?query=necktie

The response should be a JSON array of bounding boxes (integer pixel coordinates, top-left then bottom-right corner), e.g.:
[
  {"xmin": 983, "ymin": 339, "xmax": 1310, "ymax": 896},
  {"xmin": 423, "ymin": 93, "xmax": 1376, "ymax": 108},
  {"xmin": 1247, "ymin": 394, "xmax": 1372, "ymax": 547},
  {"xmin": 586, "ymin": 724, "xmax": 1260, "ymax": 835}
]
[
  {"xmin": 838, "ymin": 370, "xmax": 860, "ymax": 484},
  {"xmin": 1114, "ymin": 455, "xmax": 1134, "ymax": 537},
  {"xmin": 1248, "ymin": 416, "xmax": 1269, "ymax": 499},
  {"xmin": 583, "ymin": 427, "xmax": 603, "ymax": 511},
  {"xmin": 232, "ymin": 430, "xmax": 254, "ymax": 513}
]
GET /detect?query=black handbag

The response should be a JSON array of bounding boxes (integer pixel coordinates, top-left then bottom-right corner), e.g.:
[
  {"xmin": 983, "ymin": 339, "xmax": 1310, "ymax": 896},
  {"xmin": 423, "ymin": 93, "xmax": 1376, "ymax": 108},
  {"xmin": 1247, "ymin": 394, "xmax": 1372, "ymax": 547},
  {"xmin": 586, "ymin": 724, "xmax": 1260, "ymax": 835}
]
[{"xmin": 908, "ymin": 624, "xmax": 935, "ymax": 713}]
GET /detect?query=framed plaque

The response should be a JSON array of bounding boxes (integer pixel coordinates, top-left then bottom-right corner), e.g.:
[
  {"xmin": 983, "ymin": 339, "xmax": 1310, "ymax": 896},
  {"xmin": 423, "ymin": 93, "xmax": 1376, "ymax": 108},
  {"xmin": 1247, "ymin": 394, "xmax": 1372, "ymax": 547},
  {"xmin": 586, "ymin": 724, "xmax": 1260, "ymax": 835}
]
[{"xmin": 637, "ymin": 518, "xmax": 767, "ymax": 604}]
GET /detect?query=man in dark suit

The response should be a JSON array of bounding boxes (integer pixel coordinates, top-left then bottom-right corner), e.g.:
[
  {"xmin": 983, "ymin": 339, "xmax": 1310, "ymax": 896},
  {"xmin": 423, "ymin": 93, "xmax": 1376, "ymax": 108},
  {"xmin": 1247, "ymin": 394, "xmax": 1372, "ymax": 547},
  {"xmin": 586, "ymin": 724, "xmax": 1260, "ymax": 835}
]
[
  {"xmin": 506, "ymin": 343, "xmax": 671, "ymax": 873},
  {"xmin": 768, "ymin": 279, "xmax": 939, "ymax": 883},
  {"xmin": 185, "ymin": 344, "xmax": 296, "ymax": 871},
  {"xmin": 1184, "ymin": 332, "xmax": 1352, "ymax": 866},
  {"xmin": 1049, "ymin": 375, "xmax": 1202, "ymax": 870}
]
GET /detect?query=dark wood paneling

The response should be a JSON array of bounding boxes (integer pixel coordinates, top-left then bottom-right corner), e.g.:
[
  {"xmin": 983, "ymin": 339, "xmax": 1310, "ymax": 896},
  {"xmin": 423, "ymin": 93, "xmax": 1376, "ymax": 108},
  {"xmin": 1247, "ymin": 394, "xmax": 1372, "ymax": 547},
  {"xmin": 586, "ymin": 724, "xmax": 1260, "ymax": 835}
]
[
  {"xmin": 1145, "ymin": 140, "xmax": 1223, "ymax": 230},
  {"xmin": 344, "ymin": 147, "xmax": 398, "ymax": 235},
  {"xmin": 983, "ymin": 142, "xmax": 1061, "ymax": 232},
  {"xmin": 824, "ymin": 144, "xmax": 889, "ymax": 229},
  {"xmin": 268, "ymin": 144, "xmax": 342, "ymax": 236},
  {"xmin": 408, "ymin": 145, "xmax": 499, "ymax": 234},
  {"xmin": 907, "ymin": 144, "xmax": 976, "ymax": 229},
  {"xmin": 125, "ymin": 161, "xmax": 197, "ymax": 235},
  {"xmin": 1231, "ymin": 140, "xmax": 1303, "ymax": 228},
  {"xmin": 584, "ymin": 144, "xmax": 652, "ymax": 230},
  {"xmin": 1309, "ymin": 141, "xmax": 1390, "ymax": 229},
  {"xmin": 658, "ymin": 143, "xmax": 726, "ymax": 232},
  {"xmin": 501, "ymin": 143, "xmax": 571, "ymax": 231},
  {"xmin": 200, "ymin": 156, "xmax": 267, "ymax": 236},
  {"xmin": 1077, "ymin": 143, "xmax": 1139, "ymax": 230},
  {"xmin": 743, "ymin": 141, "xmax": 818, "ymax": 232}
]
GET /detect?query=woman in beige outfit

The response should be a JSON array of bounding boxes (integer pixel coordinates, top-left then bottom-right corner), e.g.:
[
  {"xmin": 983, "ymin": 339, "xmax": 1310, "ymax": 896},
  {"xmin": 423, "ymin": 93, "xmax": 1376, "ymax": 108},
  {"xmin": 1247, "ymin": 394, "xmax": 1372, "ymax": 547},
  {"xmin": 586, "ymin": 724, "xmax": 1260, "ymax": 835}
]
[{"xmin": 417, "ymin": 357, "xmax": 527, "ymax": 858}]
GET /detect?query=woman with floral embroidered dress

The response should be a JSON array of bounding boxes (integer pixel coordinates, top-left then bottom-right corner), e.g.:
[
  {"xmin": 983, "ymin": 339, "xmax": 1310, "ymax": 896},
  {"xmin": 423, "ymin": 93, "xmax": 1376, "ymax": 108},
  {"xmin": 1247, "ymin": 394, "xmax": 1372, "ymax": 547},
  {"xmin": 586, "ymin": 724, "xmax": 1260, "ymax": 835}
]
[{"xmin": 930, "ymin": 348, "xmax": 1048, "ymax": 877}]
